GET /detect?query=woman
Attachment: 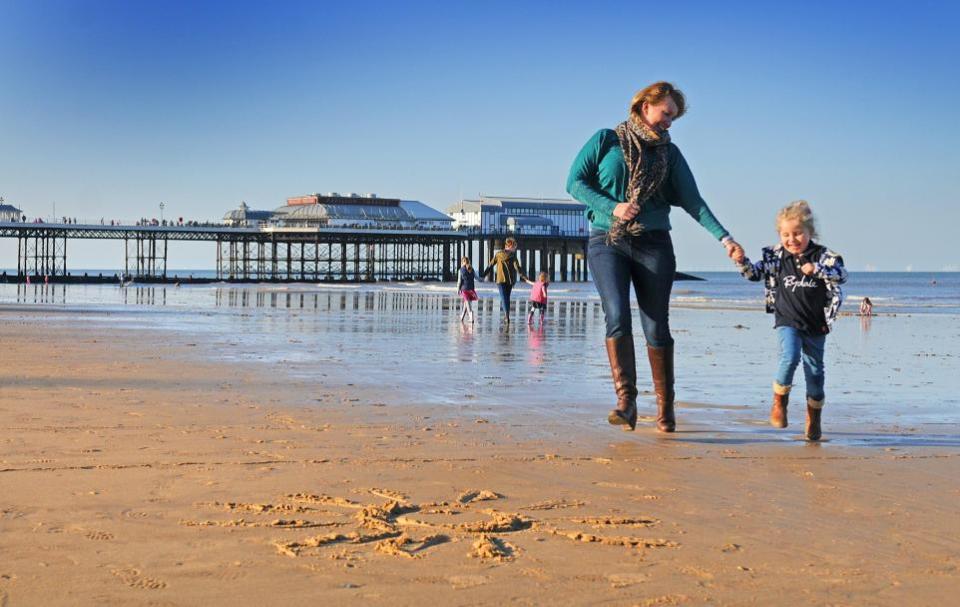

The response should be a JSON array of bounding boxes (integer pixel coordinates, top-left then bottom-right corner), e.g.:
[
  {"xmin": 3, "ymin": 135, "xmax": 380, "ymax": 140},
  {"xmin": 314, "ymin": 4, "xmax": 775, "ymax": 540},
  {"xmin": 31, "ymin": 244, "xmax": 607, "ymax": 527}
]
[
  {"xmin": 566, "ymin": 82, "xmax": 742, "ymax": 432},
  {"xmin": 483, "ymin": 237, "xmax": 526, "ymax": 324}
]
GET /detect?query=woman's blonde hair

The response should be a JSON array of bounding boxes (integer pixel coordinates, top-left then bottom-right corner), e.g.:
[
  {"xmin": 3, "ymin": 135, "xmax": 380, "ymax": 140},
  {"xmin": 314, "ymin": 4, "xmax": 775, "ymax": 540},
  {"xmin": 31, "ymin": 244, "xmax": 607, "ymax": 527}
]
[
  {"xmin": 504, "ymin": 237, "xmax": 517, "ymax": 249},
  {"xmin": 776, "ymin": 200, "xmax": 819, "ymax": 240},
  {"xmin": 630, "ymin": 81, "xmax": 687, "ymax": 121},
  {"xmin": 460, "ymin": 256, "xmax": 472, "ymax": 271}
]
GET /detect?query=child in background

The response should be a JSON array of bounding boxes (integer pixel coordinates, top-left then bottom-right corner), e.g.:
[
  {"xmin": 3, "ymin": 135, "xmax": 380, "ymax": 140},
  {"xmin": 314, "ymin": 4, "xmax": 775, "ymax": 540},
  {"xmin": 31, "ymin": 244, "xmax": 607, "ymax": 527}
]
[
  {"xmin": 457, "ymin": 256, "xmax": 478, "ymax": 323},
  {"xmin": 733, "ymin": 200, "xmax": 847, "ymax": 441},
  {"xmin": 524, "ymin": 271, "xmax": 550, "ymax": 325}
]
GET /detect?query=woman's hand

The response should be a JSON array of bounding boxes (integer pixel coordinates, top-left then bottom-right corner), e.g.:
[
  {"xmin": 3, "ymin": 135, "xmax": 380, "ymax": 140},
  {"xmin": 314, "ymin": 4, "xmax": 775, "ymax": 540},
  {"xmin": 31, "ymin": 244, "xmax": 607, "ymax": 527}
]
[
  {"xmin": 724, "ymin": 239, "xmax": 745, "ymax": 263},
  {"xmin": 613, "ymin": 202, "xmax": 639, "ymax": 221}
]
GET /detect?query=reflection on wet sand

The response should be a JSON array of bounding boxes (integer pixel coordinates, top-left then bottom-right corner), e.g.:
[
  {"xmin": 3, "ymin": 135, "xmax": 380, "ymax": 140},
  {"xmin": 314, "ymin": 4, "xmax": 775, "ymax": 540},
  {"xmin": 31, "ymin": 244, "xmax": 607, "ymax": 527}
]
[{"xmin": 3, "ymin": 283, "xmax": 958, "ymax": 448}]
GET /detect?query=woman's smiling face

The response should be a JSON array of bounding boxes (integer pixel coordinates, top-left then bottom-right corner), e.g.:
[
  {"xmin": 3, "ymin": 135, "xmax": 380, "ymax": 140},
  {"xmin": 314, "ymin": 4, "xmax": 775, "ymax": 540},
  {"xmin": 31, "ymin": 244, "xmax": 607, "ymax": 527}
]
[{"xmin": 640, "ymin": 97, "xmax": 679, "ymax": 132}]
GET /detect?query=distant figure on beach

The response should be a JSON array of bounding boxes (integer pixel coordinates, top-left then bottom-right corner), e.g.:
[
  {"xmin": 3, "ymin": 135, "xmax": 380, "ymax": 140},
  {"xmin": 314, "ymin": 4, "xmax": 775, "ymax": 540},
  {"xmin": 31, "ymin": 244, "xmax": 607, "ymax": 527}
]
[
  {"xmin": 859, "ymin": 297, "xmax": 873, "ymax": 316},
  {"xmin": 457, "ymin": 256, "xmax": 478, "ymax": 323},
  {"xmin": 523, "ymin": 271, "xmax": 549, "ymax": 325},
  {"xmin": 566, "ymin": 81, "xmax": 743, "ymax": 432},
  {"xmin": 482, "ymin": 237, "xmax": 527, "ymax": 325},
  {"xmin": 733, "ymin": 200, "xmax": 847, "ymax": 441}
]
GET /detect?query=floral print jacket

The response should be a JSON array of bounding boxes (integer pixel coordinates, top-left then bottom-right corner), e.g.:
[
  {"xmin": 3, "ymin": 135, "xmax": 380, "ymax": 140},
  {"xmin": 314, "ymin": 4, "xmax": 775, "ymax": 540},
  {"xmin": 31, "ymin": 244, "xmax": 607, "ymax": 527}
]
[{"xmin": 736, "ymin": 242, "xmax": 848, "ymax": 327}]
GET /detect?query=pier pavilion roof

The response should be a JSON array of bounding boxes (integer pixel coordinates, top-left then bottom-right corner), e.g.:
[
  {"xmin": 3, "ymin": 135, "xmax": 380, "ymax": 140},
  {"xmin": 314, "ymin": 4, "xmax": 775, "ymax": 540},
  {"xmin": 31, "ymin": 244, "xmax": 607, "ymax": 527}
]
[
  {"xmin": 397, "ymin": 200, "xmax": 454, "ymax": 223},
  {"xmin": 223, "ymin": 201, "xmax": 273, "ymax": 223},
  {"xmin": 273, "ymin": 202, "xmax": 410, "ymax": 222},
  {"xmin": 445, "ymin": 195, "xmax": 584, "ymax": 213},
  {"xmin": 0, "ymin": 202, "xmax": 23, "ymax": 220},
  {"xmin": 271, "ymin": 196, "xmax": 453, "ymax": 224}
]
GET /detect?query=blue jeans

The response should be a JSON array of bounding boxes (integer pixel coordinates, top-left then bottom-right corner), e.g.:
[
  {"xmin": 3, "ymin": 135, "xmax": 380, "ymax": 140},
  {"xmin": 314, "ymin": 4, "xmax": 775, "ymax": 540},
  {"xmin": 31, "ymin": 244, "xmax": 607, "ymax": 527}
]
[
  {"xmin": 587, "ymin": 229, "xmax": 675, "ymax": 346},
  {"xmin": 775, "ymin": 326, "xmax": 826, "ymax": 401},
  {"xmin": 497, "ymin": 283, "xmax": 514, "ymax": 315}
]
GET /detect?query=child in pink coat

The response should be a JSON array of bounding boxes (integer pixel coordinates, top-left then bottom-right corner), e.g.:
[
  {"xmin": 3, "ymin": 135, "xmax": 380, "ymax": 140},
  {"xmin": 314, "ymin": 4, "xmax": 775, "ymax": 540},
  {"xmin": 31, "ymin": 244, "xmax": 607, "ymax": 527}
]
[{"xmin": 524, "ymin": 271, "xmax": 549, "ymax": 325}]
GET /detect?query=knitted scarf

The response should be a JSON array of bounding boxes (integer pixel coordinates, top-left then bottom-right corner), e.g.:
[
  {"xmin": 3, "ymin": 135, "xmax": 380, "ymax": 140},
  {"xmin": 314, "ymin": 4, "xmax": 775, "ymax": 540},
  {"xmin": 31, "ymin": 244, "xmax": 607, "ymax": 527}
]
[{"xmin": 607, "ymin": 117, "xmax": 672, "ymax": 244}]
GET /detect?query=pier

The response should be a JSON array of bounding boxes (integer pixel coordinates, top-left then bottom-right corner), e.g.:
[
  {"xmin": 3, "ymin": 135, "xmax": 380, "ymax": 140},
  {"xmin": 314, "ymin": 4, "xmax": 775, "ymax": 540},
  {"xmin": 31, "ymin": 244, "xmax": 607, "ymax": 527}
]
[
  {"xmin": 0, "ymin": 222, "xmax": 467, "ymax": 282},
  {"xmin": 1, "ymin": 222, "xmax": 593, "ymax": 284},
  {"xmin": 0, "ymin": 194, "xmax": 596, "ymax": 284}
]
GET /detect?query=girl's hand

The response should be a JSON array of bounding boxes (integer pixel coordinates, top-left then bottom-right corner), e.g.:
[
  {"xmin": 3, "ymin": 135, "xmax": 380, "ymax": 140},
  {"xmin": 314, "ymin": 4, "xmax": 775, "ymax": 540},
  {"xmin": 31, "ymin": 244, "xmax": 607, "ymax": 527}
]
[
  {"xmin": 613, "ymin": 202, "xmax": 638, "ymax": 221},
  {"xmin": 800, "ymin": 262, "xmax": 816, "ymax": 275},
  {"xmin": 725, "ymin": 240, "xmax": 745, "ymax": 263}
]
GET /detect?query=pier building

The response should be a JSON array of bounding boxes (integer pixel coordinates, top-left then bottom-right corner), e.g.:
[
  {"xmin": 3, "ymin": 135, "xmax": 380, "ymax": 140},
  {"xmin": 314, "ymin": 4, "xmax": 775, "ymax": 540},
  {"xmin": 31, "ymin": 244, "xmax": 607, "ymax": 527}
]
[
  {"xmin": 0, "ymin": 198, "xmax": 23, "ymax": 222},
  {"xmin": 446, "ymin": 196, "xmax": 591, "ymax": 282}
]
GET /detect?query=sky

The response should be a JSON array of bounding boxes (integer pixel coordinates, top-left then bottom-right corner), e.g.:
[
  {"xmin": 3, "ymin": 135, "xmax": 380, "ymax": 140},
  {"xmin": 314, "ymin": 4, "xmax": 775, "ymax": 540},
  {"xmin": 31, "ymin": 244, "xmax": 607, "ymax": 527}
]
[{"xmin": 1, "ymin": 0, "xmax": 958, "ymax": 271}]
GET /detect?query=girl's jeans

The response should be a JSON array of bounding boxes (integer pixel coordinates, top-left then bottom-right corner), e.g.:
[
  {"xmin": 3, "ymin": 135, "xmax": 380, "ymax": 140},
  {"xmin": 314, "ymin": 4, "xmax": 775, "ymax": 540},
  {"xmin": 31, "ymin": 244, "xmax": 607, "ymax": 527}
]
[
  {"xmin": 497, "ymin": 283, "xmax": 514, "ymax": 315},
  {"xmin": 587, "ymin": 229, "xmax": 675, "ymax": 347},
  {"xmin": 775, "ymin": 326, "xmax": 826, "ymax": 401}
]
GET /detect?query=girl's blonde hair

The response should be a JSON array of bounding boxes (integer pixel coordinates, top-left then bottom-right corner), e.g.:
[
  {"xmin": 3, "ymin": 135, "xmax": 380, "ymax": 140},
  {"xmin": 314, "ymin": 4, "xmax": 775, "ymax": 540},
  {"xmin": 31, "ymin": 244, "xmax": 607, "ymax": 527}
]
[
  {"xmin": 776, "ymin": 200, "xmax": 818, "ymax": 240},
  {"xmin": 537, "ymin": 271, "xmax": 549, "ymax": 284},
  {"xmin": 460, "ymin": 256, "xmax": 472, "ymax": 271}
]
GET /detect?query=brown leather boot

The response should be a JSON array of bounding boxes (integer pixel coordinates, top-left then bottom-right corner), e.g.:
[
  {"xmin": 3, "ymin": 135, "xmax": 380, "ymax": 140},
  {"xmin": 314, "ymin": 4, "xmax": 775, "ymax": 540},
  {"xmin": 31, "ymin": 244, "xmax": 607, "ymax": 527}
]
[
  {"xmin": 806, "ymin": 397, "xmax": 823, "ymax": 441},
  {"xmin": 605, "ymin": 335, "xmax": 638, "ymax": 431},
  {"xmin": 771, "ymin": 382, "xmax": 790, "ymax": 428},
  {"xmin": 647, "ymin": 345, "xmax": 676, "ymax": 432}
]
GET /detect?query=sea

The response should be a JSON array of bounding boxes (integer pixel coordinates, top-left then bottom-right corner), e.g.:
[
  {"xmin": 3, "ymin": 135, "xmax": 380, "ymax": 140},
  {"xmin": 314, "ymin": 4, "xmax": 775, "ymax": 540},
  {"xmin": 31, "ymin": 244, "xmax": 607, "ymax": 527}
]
[{"xmin": 0, "ymin": 271, "xmax": 957, "ymax": 315}]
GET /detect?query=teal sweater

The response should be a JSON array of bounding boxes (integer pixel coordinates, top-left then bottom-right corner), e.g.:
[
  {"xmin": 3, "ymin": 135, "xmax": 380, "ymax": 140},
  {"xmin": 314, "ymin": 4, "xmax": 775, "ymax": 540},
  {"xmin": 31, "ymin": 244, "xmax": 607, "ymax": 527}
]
[{"xmin": 566, "ymin": 129, "xmax": 729, "ymax": 240}]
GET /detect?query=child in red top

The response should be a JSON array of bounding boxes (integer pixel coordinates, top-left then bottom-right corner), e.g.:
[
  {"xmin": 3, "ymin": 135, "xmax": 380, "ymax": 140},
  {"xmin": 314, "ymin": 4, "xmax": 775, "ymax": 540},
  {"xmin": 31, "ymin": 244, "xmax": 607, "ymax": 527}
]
[{"xmin": 524, "ymin": 271, "xmax": 549, "ymax": 325}]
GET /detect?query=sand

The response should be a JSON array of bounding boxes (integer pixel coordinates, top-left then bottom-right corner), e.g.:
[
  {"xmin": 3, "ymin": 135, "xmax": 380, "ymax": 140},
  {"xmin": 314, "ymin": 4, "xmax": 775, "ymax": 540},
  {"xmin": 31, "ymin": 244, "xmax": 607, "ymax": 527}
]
[{"xmin": 1, "ymin": 313, "xmax": 959, "ymax": 606}]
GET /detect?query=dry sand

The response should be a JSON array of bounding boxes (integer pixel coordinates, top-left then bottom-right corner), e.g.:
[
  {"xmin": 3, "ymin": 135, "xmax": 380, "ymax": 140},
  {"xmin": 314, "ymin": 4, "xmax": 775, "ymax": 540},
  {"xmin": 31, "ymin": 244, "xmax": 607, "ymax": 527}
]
[{"xmin": 1, "ymin": 315, "xmax": 958, "ymax": 606}]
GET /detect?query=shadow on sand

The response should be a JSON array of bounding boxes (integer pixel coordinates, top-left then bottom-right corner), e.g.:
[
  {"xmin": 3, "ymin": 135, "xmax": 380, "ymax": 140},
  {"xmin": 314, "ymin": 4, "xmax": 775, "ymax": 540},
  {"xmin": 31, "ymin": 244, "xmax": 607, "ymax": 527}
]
[{"xmin": 664, "ymin": 428, "xmax": 960, "ymax": 448}]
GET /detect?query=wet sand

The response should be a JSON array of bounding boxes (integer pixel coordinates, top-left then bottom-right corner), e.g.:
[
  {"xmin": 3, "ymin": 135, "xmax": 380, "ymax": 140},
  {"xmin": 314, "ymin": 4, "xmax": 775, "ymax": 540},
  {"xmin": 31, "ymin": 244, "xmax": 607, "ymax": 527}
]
[{"xmin": 1, "ymin": 309, "xmax": 959, "ymax": 606}]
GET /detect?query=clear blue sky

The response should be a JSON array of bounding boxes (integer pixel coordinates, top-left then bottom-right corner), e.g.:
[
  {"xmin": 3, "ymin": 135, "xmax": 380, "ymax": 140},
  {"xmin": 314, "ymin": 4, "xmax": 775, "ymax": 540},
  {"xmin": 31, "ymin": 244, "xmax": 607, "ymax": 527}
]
[{"xmin": 1, "ymin": 0, "xmax": 958, "ymax": 271}]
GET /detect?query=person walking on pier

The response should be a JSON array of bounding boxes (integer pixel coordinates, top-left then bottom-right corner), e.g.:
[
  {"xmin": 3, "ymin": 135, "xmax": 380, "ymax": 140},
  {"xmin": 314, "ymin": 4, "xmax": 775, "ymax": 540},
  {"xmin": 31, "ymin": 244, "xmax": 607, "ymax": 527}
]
[
  {"xmin": 566, "ymin": 81, "xmax": 743, "ymax": 432},
  {"xmin": 483, "ymin": 237, "xmax": 527, "ymax": 325},
  {"xmin": 457, "ymin": 256, "xmax": 478, "ymax": 323}
]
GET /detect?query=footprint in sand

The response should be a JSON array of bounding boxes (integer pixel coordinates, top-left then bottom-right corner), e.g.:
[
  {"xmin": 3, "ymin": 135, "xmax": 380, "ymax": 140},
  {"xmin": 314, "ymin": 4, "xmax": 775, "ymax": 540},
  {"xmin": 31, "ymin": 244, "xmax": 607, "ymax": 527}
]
[
  {"xmin": 447, "ymin": 574, "xmax": 490, "ymax": 589},
  {"xmin": 85, "ymin": 530, "xmax": 114, "ymax": 541},
  {"xmin": 111, "ymin": 568, "xmax": 167, "ymax": 590},
  {"xmin": 121, "ymin": 510, "xmax": 152, "ymax": 520},
  {"xmin": 606, "ymin": 572, "xmax": 650, "ymax": 588}
]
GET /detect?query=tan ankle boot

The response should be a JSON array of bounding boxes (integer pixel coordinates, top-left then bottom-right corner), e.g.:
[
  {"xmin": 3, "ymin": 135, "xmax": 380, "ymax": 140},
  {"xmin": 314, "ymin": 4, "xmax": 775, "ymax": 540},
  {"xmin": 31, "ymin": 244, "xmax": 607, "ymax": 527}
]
[
  {"xmin": 806, "ymin": 397, "xmax": 823, "ymax": 440},
  {"xmin": 605, "ymin": 335, "xmax": 638, "ymax": 431},
  {"xmin": 647, "ymin": 345, "xmax": 676, "ymax": 433},
  {"xmin": 771, "ymin": 382, "xmax": 790, "ymax": 428}
]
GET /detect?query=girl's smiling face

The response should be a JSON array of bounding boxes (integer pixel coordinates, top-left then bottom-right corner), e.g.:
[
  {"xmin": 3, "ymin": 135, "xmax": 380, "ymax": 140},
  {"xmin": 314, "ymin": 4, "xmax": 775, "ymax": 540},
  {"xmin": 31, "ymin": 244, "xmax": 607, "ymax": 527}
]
[{"xmin": 779, "ymin": 218, "xmax": 811, "ymax": 256}]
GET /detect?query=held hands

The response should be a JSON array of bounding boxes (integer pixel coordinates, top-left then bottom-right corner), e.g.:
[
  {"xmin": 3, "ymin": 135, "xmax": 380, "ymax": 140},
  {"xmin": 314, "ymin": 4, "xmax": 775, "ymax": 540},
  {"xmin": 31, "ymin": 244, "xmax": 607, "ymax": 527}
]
[{"xmin": 725, "ymin": 239, "xmax": 745, "ymax": 264}]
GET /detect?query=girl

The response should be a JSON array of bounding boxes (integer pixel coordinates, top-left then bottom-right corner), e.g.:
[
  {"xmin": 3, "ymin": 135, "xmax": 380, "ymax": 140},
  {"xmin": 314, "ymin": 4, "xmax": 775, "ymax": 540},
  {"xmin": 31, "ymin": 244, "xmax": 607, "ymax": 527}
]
[
  {"xmin": 524, "ymin": 271, "xmax": 549, "ymax": 325},
  {"xmin": 457, "ymin": 256, "xmax": 478, "ymax": 323},
  {"xmin": 734, "ymin": 200, "xmax": 847, "ymax": 441}
]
